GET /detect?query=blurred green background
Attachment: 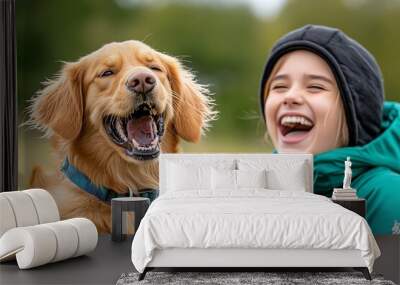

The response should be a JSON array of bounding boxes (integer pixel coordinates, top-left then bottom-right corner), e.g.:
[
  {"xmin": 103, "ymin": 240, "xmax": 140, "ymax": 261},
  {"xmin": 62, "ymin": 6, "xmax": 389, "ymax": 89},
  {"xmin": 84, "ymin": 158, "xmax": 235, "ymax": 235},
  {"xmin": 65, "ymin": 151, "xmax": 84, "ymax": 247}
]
[{"xmin": 17, "ymin": 0, "xmax": 400, "ymax": 188}]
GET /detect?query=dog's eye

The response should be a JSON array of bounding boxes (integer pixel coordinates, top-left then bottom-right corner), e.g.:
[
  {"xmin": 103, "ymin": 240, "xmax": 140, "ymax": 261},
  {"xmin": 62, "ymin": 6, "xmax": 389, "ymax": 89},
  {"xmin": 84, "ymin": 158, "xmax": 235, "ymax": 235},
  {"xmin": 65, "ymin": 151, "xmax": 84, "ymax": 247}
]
[
  {"xmin": 149, "ymin": 65, "xmax": 162, "ymax": 72},
  {"xmin": 100, "ymin": 70, "xmax": 114, "ymax": 77}
]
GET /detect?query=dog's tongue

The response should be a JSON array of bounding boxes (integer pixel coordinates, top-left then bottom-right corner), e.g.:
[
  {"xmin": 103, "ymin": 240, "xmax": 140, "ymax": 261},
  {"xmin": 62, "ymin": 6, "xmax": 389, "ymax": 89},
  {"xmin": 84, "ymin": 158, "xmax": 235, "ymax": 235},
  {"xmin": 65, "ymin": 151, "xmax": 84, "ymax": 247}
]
[{"xmin": 127, "ymin": 116, "xmax": 155, "ymax": 145}]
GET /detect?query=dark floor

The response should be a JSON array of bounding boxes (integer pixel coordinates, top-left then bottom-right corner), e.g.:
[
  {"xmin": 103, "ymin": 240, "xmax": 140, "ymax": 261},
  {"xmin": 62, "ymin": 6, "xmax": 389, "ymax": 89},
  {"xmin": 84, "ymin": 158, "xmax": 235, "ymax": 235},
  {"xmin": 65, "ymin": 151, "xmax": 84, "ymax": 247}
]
[{"xmin": 1, "ymin": 235, "xmax": 398, "ymax": 285}]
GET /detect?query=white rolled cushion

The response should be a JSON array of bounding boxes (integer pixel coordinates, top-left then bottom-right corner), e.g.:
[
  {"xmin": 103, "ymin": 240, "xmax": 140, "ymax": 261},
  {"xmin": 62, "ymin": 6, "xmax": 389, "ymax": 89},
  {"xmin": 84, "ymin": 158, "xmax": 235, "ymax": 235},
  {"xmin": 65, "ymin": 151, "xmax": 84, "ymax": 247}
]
[
  {"xmin": 63, "ymin": 218, "xmax": 98, "ymax": 257},
  {"xmin": 167, "ymin": 163, "xmax": 212, "ymax": 191},
  {"xmin": 24, "ymin": 189, "xmax": 59, "ymax": 223},
  {"xmin": 0, "ymin": 226, "xmax": 57, "ymax": 269},
  {"xmin": 236, "ymin": 169, "xmax": 267, "ymax": 189},
  {"xmin": 0, "ymin": 218, "xmax": 97, "ymax": 269},
  {"xmin": 211, "ymin": 168, "xmax": 237, "ymax": 190},
  {"xmin": 42, "ymin": 221, "xmax": 79, "ymax": 262},
  {"xmin": 0, "ymin": 191, "xmax": 39, "ymax": 227},
  {"xmin": 0, "ymin": 196, "xmax": 17, "ymax": 237},
  {"xmin": 0, "ymin": 189, "xmax": 60, "ymax": 238}
]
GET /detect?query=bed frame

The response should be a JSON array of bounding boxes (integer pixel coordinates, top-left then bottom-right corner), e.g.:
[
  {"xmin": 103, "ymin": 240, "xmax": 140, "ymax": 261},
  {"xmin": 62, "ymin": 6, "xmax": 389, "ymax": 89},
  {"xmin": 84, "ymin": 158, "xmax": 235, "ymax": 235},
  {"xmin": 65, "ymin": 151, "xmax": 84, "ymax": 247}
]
[
  {"xmin": 138, "ymin": 153, "xmax": 372, "ymax": 281},
  {"xmin": 138, "ymin": 248, "xmax": 371, "ymax": 280}
]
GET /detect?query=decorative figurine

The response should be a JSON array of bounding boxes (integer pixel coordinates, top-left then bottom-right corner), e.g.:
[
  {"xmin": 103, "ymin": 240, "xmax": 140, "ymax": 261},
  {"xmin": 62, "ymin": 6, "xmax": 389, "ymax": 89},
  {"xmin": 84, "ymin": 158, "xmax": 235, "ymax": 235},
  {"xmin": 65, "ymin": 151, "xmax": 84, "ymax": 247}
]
[
  {"xmin": 392, "ymin": 221, "xmax": 400, "ymax": 235},
  {"xmin": 342, "ymin": 156, "xmax": 352, "ymax": 189},
  {"xmin": 332, "ymin": 156, "xmax": 357, "ymax": 200}
]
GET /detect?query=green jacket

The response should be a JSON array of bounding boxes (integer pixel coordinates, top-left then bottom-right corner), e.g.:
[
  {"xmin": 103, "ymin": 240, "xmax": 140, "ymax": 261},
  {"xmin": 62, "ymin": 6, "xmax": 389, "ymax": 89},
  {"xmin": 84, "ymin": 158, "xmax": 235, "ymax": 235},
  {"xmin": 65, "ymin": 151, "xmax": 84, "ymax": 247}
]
[{"xmin": 314, "ymin": 101, "xmax": 400, "ymax": 235}]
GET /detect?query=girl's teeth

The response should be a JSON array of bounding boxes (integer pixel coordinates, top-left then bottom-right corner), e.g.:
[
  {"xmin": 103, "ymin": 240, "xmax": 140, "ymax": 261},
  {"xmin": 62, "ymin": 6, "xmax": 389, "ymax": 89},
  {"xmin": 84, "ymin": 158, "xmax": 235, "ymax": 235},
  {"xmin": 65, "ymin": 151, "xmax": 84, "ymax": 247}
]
[{"xmin": 281, "ymin": 116, "xmax": 312, "ymax": 126}]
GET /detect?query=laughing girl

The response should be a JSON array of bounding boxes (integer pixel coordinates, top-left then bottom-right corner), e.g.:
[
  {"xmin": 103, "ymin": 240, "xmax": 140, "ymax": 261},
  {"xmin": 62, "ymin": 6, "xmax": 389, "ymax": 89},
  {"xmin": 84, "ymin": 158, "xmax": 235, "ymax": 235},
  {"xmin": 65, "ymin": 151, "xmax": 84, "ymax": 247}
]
[{"xmin": 259, "ymin": 25, "xmax": 400, "ymax": 235}]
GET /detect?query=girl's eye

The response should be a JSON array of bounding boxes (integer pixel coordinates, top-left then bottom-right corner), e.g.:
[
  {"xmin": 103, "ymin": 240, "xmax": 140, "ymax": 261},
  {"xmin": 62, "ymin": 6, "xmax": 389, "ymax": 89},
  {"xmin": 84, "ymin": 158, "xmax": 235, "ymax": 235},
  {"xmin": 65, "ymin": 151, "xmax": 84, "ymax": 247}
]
[
  {"xmin": 100, "ymin": 70, "xmax": 114, "ymax": 77},
  {"xmin": 308, "ymin": 85, "xmax": 325, "ymax": 91},
  {"xmin": 149, "ymin": 65, "xmax": 162, "ymax": 72},
  {"xmin": 271, "ymin": 85, "xmax": 288, "ymax": 91}
]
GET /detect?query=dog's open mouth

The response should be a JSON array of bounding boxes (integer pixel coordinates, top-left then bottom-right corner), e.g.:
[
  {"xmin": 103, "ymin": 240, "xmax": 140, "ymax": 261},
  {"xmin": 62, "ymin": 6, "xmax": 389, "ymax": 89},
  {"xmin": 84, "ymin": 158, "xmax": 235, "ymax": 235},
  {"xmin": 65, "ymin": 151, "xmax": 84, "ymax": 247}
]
[{"xmin": 103, "ymin": 103, "xmax": 164, "ymax": 160}]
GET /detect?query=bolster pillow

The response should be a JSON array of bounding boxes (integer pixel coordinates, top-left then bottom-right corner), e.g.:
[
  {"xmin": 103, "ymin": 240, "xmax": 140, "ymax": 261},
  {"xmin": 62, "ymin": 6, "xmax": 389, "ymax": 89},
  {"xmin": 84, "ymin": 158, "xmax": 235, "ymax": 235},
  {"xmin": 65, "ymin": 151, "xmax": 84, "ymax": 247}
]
[
  {"xmin": 0, "ymin": 189, "xmax": 98, "ymax": 269},
  {"xmin": 0, "ymin": 218, "xmax": 98, "ymax": 269},
  {"xmin": 0, "ymin": 189, "xmax": 60, "ymax": 236}
]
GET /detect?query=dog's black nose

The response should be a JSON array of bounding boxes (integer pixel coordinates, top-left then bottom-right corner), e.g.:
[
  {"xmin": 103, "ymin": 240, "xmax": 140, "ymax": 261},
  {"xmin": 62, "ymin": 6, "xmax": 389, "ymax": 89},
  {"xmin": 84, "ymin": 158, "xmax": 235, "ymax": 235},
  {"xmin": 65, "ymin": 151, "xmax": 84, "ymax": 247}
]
[{"xmin": 126, "ymin": 72, "xmax": 156, "ymax": 94}]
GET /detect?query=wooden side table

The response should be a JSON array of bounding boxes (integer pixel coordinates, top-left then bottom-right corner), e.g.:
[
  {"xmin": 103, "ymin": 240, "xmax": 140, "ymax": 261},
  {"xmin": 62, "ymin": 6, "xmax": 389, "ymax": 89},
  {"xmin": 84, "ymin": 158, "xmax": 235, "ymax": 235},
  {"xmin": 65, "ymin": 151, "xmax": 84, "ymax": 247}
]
[
  {"xmin": 331, "ymin": 198, "xmax": 366, "ymax": 218},
  {"xmin": 111, "ymin": 197, "xmax": 150, "ymax": 242}
]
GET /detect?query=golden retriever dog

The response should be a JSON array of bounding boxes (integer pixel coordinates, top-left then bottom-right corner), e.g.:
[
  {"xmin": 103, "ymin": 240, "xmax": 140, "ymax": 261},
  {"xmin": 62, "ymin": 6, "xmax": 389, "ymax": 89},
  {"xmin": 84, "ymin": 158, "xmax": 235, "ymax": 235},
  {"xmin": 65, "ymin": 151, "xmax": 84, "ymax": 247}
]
[{"xmin": 28, "ymin": 40, "xmax": 216, "ymax": 233}]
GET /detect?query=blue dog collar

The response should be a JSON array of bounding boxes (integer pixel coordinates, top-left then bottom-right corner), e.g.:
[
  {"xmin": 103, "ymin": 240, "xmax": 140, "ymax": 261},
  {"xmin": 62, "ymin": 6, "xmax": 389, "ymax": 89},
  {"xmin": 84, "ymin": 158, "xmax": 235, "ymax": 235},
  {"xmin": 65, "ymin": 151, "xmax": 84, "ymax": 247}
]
[{"xmin": 60, "ymin": 158, "xmax": 159, "ymax": 203}]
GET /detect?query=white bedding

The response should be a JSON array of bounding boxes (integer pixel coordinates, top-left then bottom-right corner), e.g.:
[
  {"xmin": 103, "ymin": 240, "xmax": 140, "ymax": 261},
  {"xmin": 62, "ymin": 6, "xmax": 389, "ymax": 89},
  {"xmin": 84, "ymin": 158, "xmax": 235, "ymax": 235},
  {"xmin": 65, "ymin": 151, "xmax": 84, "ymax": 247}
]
[{"xmin": 131, "ymin": 190, "xmax": 380, "ymax": 273}]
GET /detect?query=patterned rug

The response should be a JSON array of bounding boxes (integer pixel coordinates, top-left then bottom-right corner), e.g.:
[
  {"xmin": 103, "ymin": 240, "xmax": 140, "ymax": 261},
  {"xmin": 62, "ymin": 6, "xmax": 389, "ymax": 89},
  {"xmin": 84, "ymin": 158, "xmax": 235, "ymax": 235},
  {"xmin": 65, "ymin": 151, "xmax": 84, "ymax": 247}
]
[{"xmin": 117, "ymin": 271, "xmax": 395, "ymax": 285}]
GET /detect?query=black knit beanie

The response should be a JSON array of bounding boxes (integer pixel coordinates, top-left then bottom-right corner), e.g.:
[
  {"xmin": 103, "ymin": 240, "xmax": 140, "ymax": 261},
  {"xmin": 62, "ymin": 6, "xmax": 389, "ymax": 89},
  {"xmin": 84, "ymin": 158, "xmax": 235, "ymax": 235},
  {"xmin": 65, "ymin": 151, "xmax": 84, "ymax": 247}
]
[{"xmin": 259, "ymin": 25, "xmax": 384, "ymax": 146}]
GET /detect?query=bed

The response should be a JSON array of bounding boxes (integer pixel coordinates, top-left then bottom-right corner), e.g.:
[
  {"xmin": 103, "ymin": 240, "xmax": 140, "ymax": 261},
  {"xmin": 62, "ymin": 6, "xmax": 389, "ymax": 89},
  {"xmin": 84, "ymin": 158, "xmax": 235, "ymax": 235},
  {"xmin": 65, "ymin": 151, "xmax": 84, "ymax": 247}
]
[{"xmin": 131, "ymin": 153, "xmax": 380, "ymax": 280}]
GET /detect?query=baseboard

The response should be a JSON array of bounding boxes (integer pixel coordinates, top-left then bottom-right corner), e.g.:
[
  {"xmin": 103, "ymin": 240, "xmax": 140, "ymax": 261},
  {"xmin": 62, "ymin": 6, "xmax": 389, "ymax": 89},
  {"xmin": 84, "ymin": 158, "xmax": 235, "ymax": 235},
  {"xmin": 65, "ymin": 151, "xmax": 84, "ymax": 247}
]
[{"xmin": 373, "ymin": 235, "xmax": 400, "ymax": 284}]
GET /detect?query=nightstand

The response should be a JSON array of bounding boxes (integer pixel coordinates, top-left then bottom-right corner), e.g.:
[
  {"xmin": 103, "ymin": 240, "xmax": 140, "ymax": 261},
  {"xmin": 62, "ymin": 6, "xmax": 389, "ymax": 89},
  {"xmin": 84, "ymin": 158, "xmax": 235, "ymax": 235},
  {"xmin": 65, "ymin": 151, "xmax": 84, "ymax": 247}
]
[
  {"xmin": 331, "ymin": 198, "xmax": 366, "ymax": 218},
  {"xmin": 111, "ymin": 197, "xmax": 150, "ymax": 242}
]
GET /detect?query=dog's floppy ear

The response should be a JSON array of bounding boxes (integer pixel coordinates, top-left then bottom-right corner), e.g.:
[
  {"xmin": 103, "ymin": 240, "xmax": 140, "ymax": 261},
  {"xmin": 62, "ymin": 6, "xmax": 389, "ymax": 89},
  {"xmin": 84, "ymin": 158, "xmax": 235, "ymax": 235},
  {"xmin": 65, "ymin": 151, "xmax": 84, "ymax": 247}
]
[
  {"xmin": 31, "ymin": 62, "xmax": 85, "ymax": 141},
  {"xmin": 161, "ymin": 54, "xmax": 216, "ymax": 143}
]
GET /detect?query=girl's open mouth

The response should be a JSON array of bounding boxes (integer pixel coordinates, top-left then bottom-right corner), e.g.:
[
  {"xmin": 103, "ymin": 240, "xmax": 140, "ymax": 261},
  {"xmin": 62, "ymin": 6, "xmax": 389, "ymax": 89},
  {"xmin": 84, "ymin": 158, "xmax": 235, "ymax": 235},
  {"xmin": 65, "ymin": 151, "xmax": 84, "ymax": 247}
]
[{"xmin": 278, "ymin": 115, "xmax": 314, "ymax": 144}]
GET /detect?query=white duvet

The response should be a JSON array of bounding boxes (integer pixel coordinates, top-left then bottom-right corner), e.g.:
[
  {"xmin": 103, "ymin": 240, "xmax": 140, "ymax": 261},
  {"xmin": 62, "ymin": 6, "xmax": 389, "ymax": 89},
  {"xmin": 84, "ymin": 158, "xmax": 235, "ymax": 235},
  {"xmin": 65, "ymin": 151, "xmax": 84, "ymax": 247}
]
[{"xmin": 131, "ymin": 189, "xmax": 380, "ymax": 273}]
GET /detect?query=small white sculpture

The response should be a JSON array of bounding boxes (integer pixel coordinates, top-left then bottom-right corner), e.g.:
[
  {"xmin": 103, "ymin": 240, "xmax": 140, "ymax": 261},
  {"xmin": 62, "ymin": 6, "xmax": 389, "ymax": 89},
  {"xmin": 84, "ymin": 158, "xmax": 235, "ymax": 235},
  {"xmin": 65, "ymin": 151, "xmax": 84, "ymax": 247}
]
[
  {"xmin": 342, "ymin": 157, "xmax": 352, "ymax": 190},
  {"xmin": 392, "ymin": 220, "xmax": 400, "ymax": 235}
]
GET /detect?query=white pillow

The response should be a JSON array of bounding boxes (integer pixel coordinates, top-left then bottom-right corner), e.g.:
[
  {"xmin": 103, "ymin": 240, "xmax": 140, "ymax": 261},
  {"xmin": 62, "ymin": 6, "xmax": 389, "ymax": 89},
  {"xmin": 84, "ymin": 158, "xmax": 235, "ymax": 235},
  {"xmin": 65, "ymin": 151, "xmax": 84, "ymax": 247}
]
[
  {"xmin": 166, "ymin": 158, "xmax": 236, "ymax": 170},
  {"xmin": 237, "ymin": 159, "xmax": 308, "ymax": 191},
  {"xmin": 236, "ymin": 169, "xmax": 267, "ymax": 189},
  {"xmin": 167, "ymin": 163, "xmax": 212, "ymax": 192},
  {"xmin": 266, "ymin": 163, "xmax": 307, "ymax": 191},
  {"xmin": 211, "ymin": 168, "xmax": 237, "ymax": 190}
]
